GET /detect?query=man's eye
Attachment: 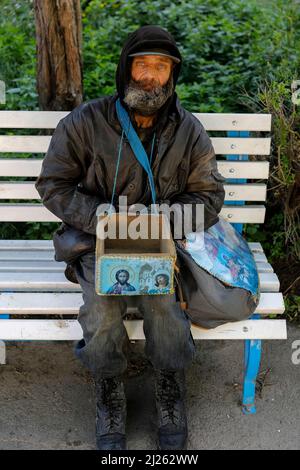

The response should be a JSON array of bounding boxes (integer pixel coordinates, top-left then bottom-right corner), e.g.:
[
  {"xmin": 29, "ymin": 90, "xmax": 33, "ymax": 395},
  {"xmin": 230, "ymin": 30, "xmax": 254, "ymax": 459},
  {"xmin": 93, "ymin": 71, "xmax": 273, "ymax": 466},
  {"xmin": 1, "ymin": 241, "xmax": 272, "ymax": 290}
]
[{"xmin": 158, "ymin": 64, "xmax": 167, "ymax": 70}]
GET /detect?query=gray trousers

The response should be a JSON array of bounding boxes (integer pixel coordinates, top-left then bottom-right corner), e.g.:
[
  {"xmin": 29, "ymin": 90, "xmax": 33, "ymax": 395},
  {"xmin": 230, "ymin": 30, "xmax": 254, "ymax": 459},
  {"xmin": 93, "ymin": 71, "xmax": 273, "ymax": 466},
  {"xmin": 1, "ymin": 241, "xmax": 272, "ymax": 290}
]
[{"xmin": 73, "ymin": 252, "xmax": 195, "ymax": 379}]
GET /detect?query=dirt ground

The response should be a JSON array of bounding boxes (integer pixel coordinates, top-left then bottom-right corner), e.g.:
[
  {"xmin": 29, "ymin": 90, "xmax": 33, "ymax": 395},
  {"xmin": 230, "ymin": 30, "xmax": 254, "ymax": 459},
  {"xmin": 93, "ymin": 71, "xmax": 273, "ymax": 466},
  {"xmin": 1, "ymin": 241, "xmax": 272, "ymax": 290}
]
[{"xmin": 0, "ymin": 323, "xmax": 299, "ymax": 450}]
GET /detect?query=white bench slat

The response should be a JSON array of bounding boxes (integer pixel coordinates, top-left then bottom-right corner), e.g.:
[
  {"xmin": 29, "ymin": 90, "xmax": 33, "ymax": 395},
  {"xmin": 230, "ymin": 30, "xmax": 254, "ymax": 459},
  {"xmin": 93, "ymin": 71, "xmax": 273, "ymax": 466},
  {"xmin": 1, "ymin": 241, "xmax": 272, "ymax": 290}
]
[
  {"xmin": 0, "ymin": 272, "xmax": 81, "ymax": 292},
  {"xmin": 0, "ymin": 181, "xmax": 267, "ymax": 202},
  {"xmin": 0, "ymin": 291, "xmax": 285, "ymax": 316},
  {"xmin": 193, "ymin": 113, "xmax": 272, "ymax": 131},
  {"xmin": 248, "ymin": 242, "xmax": 263, "ymax": 252},
  {"xmin": 0, "ymin": 135, "xmax": 50, "ymax": 153},
  {"xmin": 0, "ymin": 111, "xmax": 272, "ymax": 131},
  {"xmin": 0, "ymin": 249, "xmax": 267, "ymax": 263},
  {"xmin": 0, "ymin": 240, "xmax": 55, "ymax": 250},
  {"xmin": 255, "ymin": 262, "xmax": 273, "ymax": 272},
  {"xmin": 212, "ymin": 137, "xmax": 271, "ymax": 155},
  {"xmin": 0, "ymin": 159, "xmax": 270, "ymax": 179},
  {"xmin": 0, "ymin": 270, "xmax": 279, "ymax": 292},
  {"xmin": 0, "ymin": 260, "xmax": 65, "ymax": 271},
  {"xmin": 0, "ymin": 250, "xmax": 57, "ymax": 260},
  {"xmin": 0, "ymin": 135, "xmax": 271, "ymax": 155},
  {"xmin": 0, "ymin": 240, "xmax": 269, "ymax": 254},
  {"xmin": 218, "ymin": 161, "xmax": 269, "ymax": 179},
  {"xmin": 253, "ymin": 252, "xmax": 268, "ymax": 263},
  {"xmin": 258, "ymin": 272, "xmax": 280, "ymax": 292},
  {"xmin": 0, "ymin": 203, "xmax": 266, "ymax": 223},
  {"xmin": 0, "ymin": 111, "xmax": 69, "ymax": 128},
  {"xmin": 0, "ymin": 318, "xmax": 287, "ymax": 340},
  {"xmin": 0, "ymin": 259, "xmax": 273, "ymax": 273}
]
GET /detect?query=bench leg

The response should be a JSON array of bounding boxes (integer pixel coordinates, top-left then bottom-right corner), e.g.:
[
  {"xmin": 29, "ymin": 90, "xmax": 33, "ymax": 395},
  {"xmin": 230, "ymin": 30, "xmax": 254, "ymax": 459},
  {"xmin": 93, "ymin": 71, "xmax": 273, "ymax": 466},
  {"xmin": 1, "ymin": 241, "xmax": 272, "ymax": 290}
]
[
  {"xmin": 242, "ymin": 314, "xmax": 262, "ymax": 415},
  {"xmin": 0, "ymin": 314, "xmax": 9, "ymax": 365},
  {"xmin": 0, "ymin": 341, "xmax": 6, "ymax": 365}
]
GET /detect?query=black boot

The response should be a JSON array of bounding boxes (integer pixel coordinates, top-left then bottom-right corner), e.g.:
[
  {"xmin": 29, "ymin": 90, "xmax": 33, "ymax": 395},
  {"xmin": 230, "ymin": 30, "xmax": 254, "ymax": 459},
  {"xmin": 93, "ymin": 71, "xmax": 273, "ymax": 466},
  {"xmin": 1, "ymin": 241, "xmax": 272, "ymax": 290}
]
[
  {"xmin": 154, "ymin": 369, "xmax": 188, "ymax": 450},
  {"xmin": 95, "ymin": 376, "xmax": 127, "ymax": 450}
]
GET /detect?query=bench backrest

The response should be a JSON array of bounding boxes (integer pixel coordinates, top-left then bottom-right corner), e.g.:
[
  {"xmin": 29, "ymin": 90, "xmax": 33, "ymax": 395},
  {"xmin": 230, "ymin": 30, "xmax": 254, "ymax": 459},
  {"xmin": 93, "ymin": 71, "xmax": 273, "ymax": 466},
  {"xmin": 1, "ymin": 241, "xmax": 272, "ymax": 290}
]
[{"xmin": 0, "ymin": 111, "xmax": 271, "ymax": 226}]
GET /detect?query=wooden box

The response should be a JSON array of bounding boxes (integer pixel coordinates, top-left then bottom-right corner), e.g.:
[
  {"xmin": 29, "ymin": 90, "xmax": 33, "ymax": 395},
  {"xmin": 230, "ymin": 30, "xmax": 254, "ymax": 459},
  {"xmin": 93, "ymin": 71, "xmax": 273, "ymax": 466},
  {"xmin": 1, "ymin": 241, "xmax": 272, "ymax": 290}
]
[{"xmin": 95, "ymin": 212, "xmax": 176, "ymax": 295}]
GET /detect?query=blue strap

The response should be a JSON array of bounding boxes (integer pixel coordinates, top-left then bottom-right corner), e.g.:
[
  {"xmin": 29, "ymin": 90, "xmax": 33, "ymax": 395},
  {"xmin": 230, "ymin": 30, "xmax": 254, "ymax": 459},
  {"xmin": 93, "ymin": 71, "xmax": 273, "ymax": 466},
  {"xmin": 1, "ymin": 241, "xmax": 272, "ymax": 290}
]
[
  {"xmin": 116, "ymin": 98, "xmax": 157, "ymax": 209},
  {"xmin": 109, "ymin": 129, "xmax": 124, "ymax": 214}
]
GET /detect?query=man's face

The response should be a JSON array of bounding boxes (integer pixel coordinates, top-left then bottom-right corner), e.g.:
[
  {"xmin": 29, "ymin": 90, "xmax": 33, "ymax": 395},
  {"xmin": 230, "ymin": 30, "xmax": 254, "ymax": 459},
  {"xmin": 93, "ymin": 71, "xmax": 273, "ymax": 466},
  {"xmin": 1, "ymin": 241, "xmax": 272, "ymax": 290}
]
[
  {"xmin": 157, "ymin": 275, "xmax": 168, "ymax": 286},
  {"xmin": 123, "ymin": 54, "xmax": 175, "ymax": 116},
  {"xmin": 117, "ymin": 272, "xmax": 128, "ymax": 284},
  {"xmin": 131, "ymin": 55, "xmax": 174, "ymax": 89}
]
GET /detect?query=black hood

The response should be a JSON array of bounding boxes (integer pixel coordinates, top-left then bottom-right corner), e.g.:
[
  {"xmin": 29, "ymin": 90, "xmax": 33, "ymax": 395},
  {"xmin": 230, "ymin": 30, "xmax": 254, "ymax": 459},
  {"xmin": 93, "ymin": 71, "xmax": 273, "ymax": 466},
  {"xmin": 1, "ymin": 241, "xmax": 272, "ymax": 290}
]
[{"xmin": 115, "ymin": 25, "xmax": 182, "ymax": 113}]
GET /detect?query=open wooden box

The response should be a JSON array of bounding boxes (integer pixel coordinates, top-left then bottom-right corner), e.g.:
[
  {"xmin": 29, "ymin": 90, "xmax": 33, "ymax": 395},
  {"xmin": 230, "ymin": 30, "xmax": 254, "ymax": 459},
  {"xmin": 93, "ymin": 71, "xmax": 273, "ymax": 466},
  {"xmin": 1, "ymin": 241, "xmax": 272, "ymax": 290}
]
[{"xmin": 95, "ymin": 212, "xmax": 176, "ymax": 296}]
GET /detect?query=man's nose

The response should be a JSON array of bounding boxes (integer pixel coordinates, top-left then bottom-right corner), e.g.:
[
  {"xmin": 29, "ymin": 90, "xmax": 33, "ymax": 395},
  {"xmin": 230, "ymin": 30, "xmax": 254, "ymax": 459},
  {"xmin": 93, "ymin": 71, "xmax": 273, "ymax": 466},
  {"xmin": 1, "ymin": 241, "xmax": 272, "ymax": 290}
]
[{"xmin": 142, "ymin": 68, "xmax": 160, "ymax": 81}]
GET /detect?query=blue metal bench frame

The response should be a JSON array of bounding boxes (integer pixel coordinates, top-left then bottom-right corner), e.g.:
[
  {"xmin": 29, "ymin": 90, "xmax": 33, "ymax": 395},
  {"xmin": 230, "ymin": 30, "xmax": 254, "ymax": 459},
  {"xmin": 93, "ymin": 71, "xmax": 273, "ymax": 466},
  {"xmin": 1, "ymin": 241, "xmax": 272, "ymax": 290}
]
[{"xmin": 225, "ymin": 130, "xmax": 261, "ymax": 414}]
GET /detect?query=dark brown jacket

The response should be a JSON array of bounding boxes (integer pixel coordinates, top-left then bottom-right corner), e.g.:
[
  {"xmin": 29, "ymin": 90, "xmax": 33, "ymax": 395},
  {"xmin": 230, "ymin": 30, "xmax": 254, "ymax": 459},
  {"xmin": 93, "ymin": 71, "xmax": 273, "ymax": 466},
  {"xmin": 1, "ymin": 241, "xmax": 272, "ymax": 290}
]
[{"xmin": 35, "ymin": 93, "xmax": 225, "ymax": 249}]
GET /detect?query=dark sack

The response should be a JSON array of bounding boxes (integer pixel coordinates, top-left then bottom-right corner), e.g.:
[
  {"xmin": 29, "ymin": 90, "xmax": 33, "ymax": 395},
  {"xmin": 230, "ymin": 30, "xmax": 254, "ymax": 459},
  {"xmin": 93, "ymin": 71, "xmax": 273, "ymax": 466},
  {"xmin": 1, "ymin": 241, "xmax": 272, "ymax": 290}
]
[
  {"xmin": 175, "ymin": 242, "xmax": 260, "ymax": 329},
  {"xmin": 174, "ymin": 213, "xmax": 262, "ymax": 331}
]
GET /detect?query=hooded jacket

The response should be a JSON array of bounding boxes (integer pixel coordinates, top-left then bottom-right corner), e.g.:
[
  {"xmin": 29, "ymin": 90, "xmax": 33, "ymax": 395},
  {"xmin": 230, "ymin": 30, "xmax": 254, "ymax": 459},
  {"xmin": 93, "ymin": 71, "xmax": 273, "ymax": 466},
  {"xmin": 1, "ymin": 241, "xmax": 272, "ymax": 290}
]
[{"xmin": 35, "ymin": 25, "xmax": 226, "ymax": 263}]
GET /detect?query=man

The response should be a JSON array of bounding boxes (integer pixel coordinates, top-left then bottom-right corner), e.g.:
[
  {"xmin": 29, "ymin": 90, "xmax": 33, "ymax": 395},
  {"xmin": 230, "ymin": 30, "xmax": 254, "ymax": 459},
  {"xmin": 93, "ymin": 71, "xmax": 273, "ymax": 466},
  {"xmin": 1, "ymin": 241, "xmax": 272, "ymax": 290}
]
[{"xmin": 35, "ymin": 25, "xmax": 225, "ymax": 450}]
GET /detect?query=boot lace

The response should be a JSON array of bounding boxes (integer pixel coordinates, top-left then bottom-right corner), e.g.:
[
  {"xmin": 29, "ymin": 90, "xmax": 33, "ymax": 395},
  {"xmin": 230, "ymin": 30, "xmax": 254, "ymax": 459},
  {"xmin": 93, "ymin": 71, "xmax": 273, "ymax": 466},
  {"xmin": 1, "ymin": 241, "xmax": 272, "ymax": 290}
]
[
  {"xmin": 98, "ymin": 377, "xmax": 124, "ymax": 431},
  {"xmin": 156, "ymin": 371, "xmax": 182, "ymax": 426}
]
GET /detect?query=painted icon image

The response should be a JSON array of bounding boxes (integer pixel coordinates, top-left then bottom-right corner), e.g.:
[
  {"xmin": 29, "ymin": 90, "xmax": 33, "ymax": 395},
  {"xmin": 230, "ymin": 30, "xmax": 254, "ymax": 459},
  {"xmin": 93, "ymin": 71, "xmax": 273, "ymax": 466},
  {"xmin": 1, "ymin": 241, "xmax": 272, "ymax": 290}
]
[
  {"xmin": 96, "ymin": 256, "xmax": 174, "ymax": 295},
  {"xmin": 148, "ymin": 272, "xmax": 170, "ymax": 294},
  {"xmin": 106, "ymin": 269, "xmax": 136, "ymax": 294}
]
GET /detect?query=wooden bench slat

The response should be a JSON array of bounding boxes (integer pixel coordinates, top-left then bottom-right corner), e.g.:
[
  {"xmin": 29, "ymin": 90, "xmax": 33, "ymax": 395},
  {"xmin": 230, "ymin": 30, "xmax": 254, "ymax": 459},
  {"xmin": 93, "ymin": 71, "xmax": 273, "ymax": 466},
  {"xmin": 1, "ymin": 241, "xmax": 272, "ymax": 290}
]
[
  {"xmin": 0, "ymin": 270, "xmax": 279, "ymax": 292},
  {"xmin": 0, "ymin": 318, "xmax": 287, "ymax": 340},
  {"xmin": 0, "ymin": 159, "xmax": 270, "ymax": 179},
  {"xmin": 0, "ymin": 181, "xmax": 268, "ymax": 202},
  {"xmin": 0, "ymin": 291, "xmax": 285, "ymax": 316},
  {"xmin": 0, "ymin": 135, "xmax": 271, "ymax": 155},
  {"xmin": 0, "ymin": 203, "xmax": 266, "ymax": 223},
  {"xmin": 0, "ymin": 111, "xmax": 272, "ymax": 131}
]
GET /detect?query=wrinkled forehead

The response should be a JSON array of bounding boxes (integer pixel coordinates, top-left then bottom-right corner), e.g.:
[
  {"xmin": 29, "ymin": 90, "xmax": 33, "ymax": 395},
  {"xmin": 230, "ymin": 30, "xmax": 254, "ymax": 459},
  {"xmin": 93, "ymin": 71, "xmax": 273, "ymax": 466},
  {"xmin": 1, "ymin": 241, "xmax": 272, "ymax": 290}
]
[{"xmin": 131, "ymin": 54, "xmax": 174, "ymax": 65}]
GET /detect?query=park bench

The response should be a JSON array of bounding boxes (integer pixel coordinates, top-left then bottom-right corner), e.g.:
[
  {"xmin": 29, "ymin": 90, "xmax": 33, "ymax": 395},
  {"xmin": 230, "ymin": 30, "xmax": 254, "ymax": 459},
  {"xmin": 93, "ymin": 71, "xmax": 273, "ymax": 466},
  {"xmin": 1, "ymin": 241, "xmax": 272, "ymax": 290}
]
[{"xmin": 0, "ymin": 109, "xmax": 286, "ymax": 415}]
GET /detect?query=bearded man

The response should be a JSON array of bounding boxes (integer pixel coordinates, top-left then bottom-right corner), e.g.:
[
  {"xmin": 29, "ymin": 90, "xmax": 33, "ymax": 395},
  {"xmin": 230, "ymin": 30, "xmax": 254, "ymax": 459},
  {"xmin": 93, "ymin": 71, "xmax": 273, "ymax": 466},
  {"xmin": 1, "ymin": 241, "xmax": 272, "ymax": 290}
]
[{"xmin": 35, "ymin": 25, "xmax": 225, "ymax": 451}]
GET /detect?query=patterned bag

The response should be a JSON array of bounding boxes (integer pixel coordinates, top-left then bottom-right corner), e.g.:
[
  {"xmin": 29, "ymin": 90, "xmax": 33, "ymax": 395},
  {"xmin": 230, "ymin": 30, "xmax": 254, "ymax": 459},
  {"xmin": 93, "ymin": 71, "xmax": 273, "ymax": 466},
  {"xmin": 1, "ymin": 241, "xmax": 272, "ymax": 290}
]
[{"xmin": 175, "ymin": 216, "xmax": 260, "ymax": 329}]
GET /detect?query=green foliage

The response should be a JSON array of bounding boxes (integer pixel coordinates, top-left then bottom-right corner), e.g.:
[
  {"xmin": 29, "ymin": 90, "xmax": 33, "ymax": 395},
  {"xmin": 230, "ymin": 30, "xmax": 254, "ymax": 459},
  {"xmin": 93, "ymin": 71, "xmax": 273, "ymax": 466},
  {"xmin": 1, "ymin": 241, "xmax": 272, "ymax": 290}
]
[
  {"xmin": 240, "ymin": 71, "xmax": 300, "ymax": 261},
  {"xmin": 0, "ymin": 0, "xmax": 37, "ymax": 110},
  {"xmin": 284, "ymin": 295, "xmax": 300, "ymax": 322},
  {"xmin": 82, "ymin": 0, "xmax": 300, "ymax": 111}
]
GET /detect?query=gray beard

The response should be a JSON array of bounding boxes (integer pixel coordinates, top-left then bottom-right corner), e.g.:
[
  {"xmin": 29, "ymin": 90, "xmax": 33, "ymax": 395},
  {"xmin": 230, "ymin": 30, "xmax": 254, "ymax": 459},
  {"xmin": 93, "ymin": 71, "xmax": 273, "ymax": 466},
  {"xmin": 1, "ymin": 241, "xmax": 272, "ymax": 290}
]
[{"xmin": 123, "ymin": 75, "xmax": 174, "ymax": 116}]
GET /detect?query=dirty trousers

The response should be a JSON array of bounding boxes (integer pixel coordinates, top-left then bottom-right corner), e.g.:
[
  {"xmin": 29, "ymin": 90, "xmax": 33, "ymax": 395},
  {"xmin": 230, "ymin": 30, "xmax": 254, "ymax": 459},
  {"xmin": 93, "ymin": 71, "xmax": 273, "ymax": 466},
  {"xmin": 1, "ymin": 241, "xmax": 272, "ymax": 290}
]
[{"xmin": 73, "ymin": 252, "xmax": 195, "ymax": 379}]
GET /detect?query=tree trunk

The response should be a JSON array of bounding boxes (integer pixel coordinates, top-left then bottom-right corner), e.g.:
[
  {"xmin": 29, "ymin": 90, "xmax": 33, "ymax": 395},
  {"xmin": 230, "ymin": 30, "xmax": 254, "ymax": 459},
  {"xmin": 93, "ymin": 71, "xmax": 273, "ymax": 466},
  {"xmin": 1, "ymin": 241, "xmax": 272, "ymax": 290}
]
[{"xmin": 33, "ymin": 0, "xmax": 83, "ymax": 111}]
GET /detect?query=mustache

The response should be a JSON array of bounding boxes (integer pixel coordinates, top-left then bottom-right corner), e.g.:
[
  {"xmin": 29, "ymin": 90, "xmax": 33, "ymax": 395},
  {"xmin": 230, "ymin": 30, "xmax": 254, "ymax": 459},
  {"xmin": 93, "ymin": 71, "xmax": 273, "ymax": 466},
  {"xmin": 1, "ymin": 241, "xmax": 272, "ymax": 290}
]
[{"xmin": 130, "ymin": 78, "xmax": 162, "ymax": 91}]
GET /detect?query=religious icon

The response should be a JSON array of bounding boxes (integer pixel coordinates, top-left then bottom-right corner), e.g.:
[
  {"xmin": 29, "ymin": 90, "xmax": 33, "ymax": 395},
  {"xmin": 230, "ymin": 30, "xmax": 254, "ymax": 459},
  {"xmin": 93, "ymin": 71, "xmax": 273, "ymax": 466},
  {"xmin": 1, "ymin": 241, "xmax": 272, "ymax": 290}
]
[{"xmin": 106, "ymin": 269, "xmax": 136, "ymax": 294}]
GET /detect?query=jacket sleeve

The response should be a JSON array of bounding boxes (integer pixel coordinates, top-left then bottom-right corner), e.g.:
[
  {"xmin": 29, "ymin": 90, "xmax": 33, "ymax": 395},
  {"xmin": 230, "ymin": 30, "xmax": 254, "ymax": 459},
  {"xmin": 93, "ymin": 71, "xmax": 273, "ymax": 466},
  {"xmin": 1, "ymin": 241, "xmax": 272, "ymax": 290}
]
[
  {"xmin": 168, "ymin": 123, "xmax": 226, "ymax": 236},
  {"xmin": 35, "ymin": 109, "xmax": 103, "ymax": 235}
]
